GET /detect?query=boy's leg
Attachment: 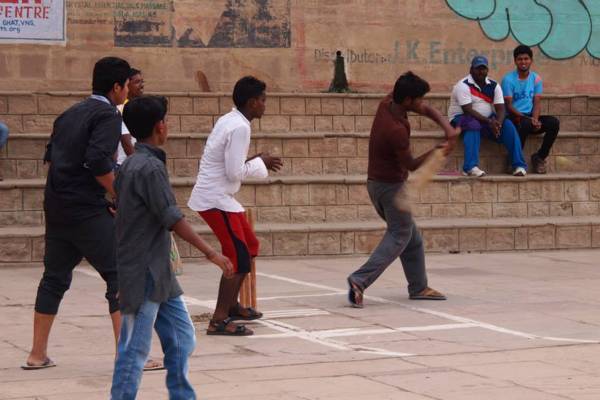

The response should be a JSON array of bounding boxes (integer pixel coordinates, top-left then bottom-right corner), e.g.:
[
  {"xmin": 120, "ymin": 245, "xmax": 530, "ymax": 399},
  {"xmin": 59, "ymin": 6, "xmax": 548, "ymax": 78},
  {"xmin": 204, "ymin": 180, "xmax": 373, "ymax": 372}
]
[
  {"xmin": 511, "ymin": 116, "xmax": 534, "ymax": 149},
  {"xmin": 498, "ymin": 119, "xmax": 527, "ymax": 169},
  {"xmin": 199, "ymin": 210, "xmax": 253, "ymax": 333},
  {"xmin": 452, "ymin": 115, "xmax": 483, "ymax": 173},
  {"xmin": 214, "ymin": 273, "xmax": 246, "ymax": 321},
  {"xmin": 110, "ymin": 297, "xmax": 159, "ymax": 400},
  {"xmin": 74, "ymin": 212, "xmax": 120, "ymax": 341},
  {"xmin": 26, "ymin": 223, "xmax": 83, "ymax": 368},
  {"xmin": 536, "ymin": 116, "xmax": 560, "ymax": 159},
  {"xmin": 154, "ymin": 296, "xmax": 196, "ymax": 400},
  {"xmin": 348, "ymin": 181, "xmax": 414, "ymax": 291},
  {"xmin": 229, "ymin": 214, "xmax": 262, "ymax": 319},
  {"xmin": 398, "ymin": 220, "xmax": 428, "ymax": 296},
  {"xmin": 462, "ymin": 130, "xmax": 481, "ymax": 172}
]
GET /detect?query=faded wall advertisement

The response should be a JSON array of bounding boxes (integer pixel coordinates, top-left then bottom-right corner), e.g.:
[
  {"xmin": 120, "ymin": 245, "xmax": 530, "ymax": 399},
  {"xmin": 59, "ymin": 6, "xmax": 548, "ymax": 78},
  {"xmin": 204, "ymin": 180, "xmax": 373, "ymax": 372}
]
[
  {"xmin": 0, "ymin": 0, "xmax": 66, "ymax": 44},
  {"xmin": 2, "ymin": 0, "xmax": 600, "ymax": 93},
  {"xmin": 112, "ymin": 0, "xmax": 291, "ymax": 48}
]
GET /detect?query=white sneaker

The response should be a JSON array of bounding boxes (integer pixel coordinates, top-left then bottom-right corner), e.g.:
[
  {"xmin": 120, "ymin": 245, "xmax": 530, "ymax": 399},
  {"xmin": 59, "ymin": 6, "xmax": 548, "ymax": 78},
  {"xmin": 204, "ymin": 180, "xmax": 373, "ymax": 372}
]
[
  {"xmin": 512, "ymin": 167, "xmax": 527, "ymax": 177},
  {"xmin": 462, "ymin": 166, "xmax": 486, "ymax": 177}
]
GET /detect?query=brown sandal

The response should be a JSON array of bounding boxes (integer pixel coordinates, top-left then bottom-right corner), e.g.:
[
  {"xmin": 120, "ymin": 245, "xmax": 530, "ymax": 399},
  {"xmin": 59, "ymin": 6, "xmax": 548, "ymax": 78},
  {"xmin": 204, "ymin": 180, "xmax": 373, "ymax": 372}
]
[
  {"xmin": 409, "ymin": 287, "xmax": 447, "ymax": 300},
  {"xmin": 229, "ymin": 305, "xmax": 263, "ymax": 321}
]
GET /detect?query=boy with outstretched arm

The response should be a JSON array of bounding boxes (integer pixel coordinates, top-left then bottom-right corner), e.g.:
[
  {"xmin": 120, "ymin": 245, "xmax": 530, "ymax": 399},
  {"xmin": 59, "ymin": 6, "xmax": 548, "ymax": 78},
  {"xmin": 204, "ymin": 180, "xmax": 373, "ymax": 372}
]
[
  {"xmin": 347, "ymin": 72, "xmax": 458, "ymax": 308},
  {"xmin": 188, "ymin": 76, "xmax": 282, "ymax": 336},
  {"xmin": 110, "ymin": 96, "xmax": 233, "ymax": 400}
]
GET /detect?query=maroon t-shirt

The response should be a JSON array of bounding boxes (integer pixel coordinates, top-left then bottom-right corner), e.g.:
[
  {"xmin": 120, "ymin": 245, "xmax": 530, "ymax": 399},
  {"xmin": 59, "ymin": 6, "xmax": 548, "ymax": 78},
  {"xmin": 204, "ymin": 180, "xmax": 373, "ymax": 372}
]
[{"xmin": 367, "ymin": 94, "xmax": 413, "ymax": 183}]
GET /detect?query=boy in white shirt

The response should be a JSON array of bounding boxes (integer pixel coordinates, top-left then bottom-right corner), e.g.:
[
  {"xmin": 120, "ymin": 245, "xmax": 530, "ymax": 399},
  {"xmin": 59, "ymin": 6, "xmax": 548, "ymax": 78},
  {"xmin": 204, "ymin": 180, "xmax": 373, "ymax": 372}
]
[{"xmin": 188, "ymin": 76, "xmax": 282, "ymax": 336}]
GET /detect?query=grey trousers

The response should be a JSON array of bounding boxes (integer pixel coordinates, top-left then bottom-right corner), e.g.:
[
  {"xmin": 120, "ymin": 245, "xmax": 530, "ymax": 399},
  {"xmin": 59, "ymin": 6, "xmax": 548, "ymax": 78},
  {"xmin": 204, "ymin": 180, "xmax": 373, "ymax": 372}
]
[{"xmin": 348, "ymin": 180, "xmax": 428, "ymax": 296}]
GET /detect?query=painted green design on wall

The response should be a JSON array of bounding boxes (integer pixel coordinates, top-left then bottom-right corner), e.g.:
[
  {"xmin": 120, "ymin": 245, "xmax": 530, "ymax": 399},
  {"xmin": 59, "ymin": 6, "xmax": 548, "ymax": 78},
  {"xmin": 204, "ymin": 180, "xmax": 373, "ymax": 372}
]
[{"xmin": 446, "ymin": 0, "xmax": 600, "ymax": 59}]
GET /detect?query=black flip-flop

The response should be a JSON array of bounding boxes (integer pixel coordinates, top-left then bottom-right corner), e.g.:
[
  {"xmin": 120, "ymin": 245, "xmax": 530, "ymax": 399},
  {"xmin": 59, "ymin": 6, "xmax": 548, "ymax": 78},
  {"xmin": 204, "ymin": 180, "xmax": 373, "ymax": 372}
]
[
  {"xmin": 21, "ymin": 358, "xmax": 56, "ymax": 370},
  {"xmin": 206, "ymin": 317, "xmax": 253, "ymax": 336},
  {"xmin": 347, "ymin": 278, "xmax": 364, "ymax": 308}
]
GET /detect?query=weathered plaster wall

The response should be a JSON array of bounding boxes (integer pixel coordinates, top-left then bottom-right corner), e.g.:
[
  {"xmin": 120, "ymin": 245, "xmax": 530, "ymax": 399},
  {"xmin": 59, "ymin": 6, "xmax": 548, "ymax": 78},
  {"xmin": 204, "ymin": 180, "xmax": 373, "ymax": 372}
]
[{"xmin": 0, "ymin": 0, "xmax": 599, "ymax": 93}]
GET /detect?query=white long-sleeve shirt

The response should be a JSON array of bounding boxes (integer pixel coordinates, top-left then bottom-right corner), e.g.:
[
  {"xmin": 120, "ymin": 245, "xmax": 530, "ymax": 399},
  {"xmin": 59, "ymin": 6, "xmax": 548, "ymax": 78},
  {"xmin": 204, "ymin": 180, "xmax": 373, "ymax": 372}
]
[
  {"xmin": 116, "ymin": 102, "xmax": 136, "ymax": 165},
  {"xmin": 188, "ymin": 108, "xmax": 268, "ymax": 212}
]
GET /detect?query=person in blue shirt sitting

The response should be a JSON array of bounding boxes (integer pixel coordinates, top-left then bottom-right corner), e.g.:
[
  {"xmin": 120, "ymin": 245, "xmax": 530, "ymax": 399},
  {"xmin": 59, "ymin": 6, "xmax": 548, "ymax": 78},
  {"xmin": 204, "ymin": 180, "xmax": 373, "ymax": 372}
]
[{"xmin": 502, "ymin": 45, "xmax": 560, "ymax": 174}]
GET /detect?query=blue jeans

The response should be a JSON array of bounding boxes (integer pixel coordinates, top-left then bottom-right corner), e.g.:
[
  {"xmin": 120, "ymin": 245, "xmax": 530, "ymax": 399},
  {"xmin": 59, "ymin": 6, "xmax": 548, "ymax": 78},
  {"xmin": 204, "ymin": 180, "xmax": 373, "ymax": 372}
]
[
  {"xmin": 0, "ymin": 122, "xmax": 8, "ymax": 149},
  {"xmin": 111, "ymin": 278, "xmax": 196, "ymax": 400},
  {"xmin": 452, "ymin": 115, "xmax": 527, "ymax": 172}
]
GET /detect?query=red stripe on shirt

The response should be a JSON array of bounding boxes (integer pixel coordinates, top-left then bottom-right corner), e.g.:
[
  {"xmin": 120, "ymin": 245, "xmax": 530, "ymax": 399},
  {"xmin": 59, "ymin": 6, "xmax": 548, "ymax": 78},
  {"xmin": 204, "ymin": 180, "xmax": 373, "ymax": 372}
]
[{"xmin": 469, "ymin": 87, "xmax": 493, "ymax": 103}]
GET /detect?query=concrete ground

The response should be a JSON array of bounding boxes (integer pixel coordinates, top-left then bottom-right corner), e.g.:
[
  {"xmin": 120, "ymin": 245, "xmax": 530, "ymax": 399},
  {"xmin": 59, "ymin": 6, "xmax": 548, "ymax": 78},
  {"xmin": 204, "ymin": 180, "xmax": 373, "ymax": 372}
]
[{"xmin": 2, "ymin": 250, "xmax": 600, "ymax": 399}]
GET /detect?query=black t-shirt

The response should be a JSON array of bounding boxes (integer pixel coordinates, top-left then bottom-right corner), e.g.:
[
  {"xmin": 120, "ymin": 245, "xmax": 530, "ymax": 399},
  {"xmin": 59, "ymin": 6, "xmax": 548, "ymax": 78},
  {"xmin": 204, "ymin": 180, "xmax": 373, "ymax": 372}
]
[{"xmin": 43, "ymin": 96, "xmax": 122, "ymax": 225}]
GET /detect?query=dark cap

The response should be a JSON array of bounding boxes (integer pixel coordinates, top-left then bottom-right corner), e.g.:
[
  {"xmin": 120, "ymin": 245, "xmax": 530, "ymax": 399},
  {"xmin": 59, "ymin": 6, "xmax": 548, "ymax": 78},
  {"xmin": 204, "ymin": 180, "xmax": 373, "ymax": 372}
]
[{"xmin": 471, "ymin": 55, "xmax": 489, "ymax": 68}]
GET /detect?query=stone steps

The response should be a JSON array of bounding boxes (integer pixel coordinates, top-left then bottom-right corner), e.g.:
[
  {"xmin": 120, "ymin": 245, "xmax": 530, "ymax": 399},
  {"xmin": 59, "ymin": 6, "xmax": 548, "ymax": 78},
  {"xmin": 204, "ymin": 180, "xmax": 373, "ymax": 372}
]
[
  {"xmin": 1, "ymin": 92, "xmax": 599, "ymax": 264},
  {"xmin": 2, "ymin": 216, "xmax": 599, "ymax": 263},
  {"xmin": 1, "ymin": 92, "xmax": 598, "ymax": 135},
  {"xmin": 2, "ymin": 173, "xmax": 599, "ymax": 226},
  {"xmin": 2, "ymin": 131, "xmax": 599, "ymax": 179}
]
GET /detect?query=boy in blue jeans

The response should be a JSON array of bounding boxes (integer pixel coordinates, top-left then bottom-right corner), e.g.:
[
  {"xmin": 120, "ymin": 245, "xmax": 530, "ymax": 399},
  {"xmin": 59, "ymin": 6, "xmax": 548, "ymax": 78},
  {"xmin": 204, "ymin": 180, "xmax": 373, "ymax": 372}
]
[
  {"xmin": 110, "ymin": 96, "xmax": 233, "ymax": 400},
  {"xmin": 448, "ymin": 56, "xmax": 527, "ymax": 177}
]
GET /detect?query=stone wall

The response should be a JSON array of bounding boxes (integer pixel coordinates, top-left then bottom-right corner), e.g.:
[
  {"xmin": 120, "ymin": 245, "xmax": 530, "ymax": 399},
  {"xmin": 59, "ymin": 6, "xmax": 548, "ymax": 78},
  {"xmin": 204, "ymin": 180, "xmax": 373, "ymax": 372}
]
[{"xmin": 0, "ymin": 0, "xmax": 599, "ymax": 93}]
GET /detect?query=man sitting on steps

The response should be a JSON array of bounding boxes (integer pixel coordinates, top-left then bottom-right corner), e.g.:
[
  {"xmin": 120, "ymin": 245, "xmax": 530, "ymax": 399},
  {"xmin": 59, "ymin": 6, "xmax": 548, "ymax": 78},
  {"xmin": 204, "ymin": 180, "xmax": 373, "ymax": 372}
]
[
  {"xmin": 502, "ymin": 45, "xmax": 560, "ymax": 174},
  {"xmin": 448, "ymin": 56, "xmax": 528, "ymax": 177}
]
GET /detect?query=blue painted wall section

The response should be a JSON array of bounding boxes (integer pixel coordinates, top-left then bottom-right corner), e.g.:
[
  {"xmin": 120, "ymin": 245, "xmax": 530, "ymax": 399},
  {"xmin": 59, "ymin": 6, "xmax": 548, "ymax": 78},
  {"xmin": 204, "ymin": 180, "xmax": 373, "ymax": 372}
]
[{"xmin": 446, "ymin": 0, "xmax": 600, "ymax": 59}]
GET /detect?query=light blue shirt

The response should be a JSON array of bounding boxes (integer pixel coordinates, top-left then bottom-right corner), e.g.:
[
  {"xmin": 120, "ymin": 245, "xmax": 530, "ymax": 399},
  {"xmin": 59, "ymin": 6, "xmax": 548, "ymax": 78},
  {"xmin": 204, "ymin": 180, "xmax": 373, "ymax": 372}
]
[{"xmin": 501, "ymin": 70, "xmax": 543, "ymax": 115}]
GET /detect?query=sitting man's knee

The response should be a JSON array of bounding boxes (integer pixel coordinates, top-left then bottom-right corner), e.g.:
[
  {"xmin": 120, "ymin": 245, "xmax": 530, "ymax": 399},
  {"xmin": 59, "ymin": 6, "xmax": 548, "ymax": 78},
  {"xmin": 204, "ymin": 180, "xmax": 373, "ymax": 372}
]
[{"xmin": 547, "ymin": 116, "xmax": 560, "ymax": 131}]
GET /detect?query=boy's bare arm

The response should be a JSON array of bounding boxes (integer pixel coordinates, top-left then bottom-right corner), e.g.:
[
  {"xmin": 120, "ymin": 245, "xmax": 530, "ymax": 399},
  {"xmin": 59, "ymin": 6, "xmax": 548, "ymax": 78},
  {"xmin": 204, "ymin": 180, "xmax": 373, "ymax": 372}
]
[
  {"xmin": 171, "ymin": 218, "xmax": 234, "ymax": 278},
  {"xmin": 504, "ymin": 97, "xmax": 522, "ymax": 118},
  {"xmin": 246, "ymin": 152, "xmax": 283, "ymax": 172},
  {"xmin": 95, "ymin": 171, "xmax": 116, "ymax": 198},
  {"xmin": 413, "ymin": 103, "xmax": 460, "ymax": 157},
  {"xmin": 121, "ymin": 134, "xmax": 135, "ymax": 156},
  {"xmin": 531, "ymin": 95, "xmax": 542, "ymax": 129},
  {"xmin": 415, "ymin": 103, "xmax": 459, "ymax": 141}
]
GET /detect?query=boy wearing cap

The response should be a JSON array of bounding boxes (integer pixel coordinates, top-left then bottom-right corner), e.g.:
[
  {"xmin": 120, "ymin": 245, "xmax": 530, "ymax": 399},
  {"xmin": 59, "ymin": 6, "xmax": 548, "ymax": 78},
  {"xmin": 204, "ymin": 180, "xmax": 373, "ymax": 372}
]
[
  {"xmin": 448, "ymin": 56, "xmax": 527, "ymax": 177},
  {"xmin": 502, "ymin": 45, "xmax": 559, "ymax": 174}
]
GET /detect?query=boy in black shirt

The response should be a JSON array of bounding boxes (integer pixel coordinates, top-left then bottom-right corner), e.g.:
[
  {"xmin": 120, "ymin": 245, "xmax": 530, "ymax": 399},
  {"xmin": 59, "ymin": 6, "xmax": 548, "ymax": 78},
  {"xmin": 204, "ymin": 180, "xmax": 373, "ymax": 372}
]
[
  {"xmin": 110, "ymin": 96, "xmax": 232, "ymax": 399},
  {"xmin": 23, "ymin": 57, "xmax": 130, "ymax": 370}
]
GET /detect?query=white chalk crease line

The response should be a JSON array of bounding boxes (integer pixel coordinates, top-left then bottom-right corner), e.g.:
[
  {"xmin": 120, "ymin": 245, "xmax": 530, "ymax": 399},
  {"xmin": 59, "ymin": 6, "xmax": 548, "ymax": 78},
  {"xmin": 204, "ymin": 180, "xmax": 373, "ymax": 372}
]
[
  {"xmin": 256, "ymin": 271, "xmax": 600, "ymax": 345},
  {"xmin": 74, "ymin": 267, "xmax": 600, "ymax": 345}
]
